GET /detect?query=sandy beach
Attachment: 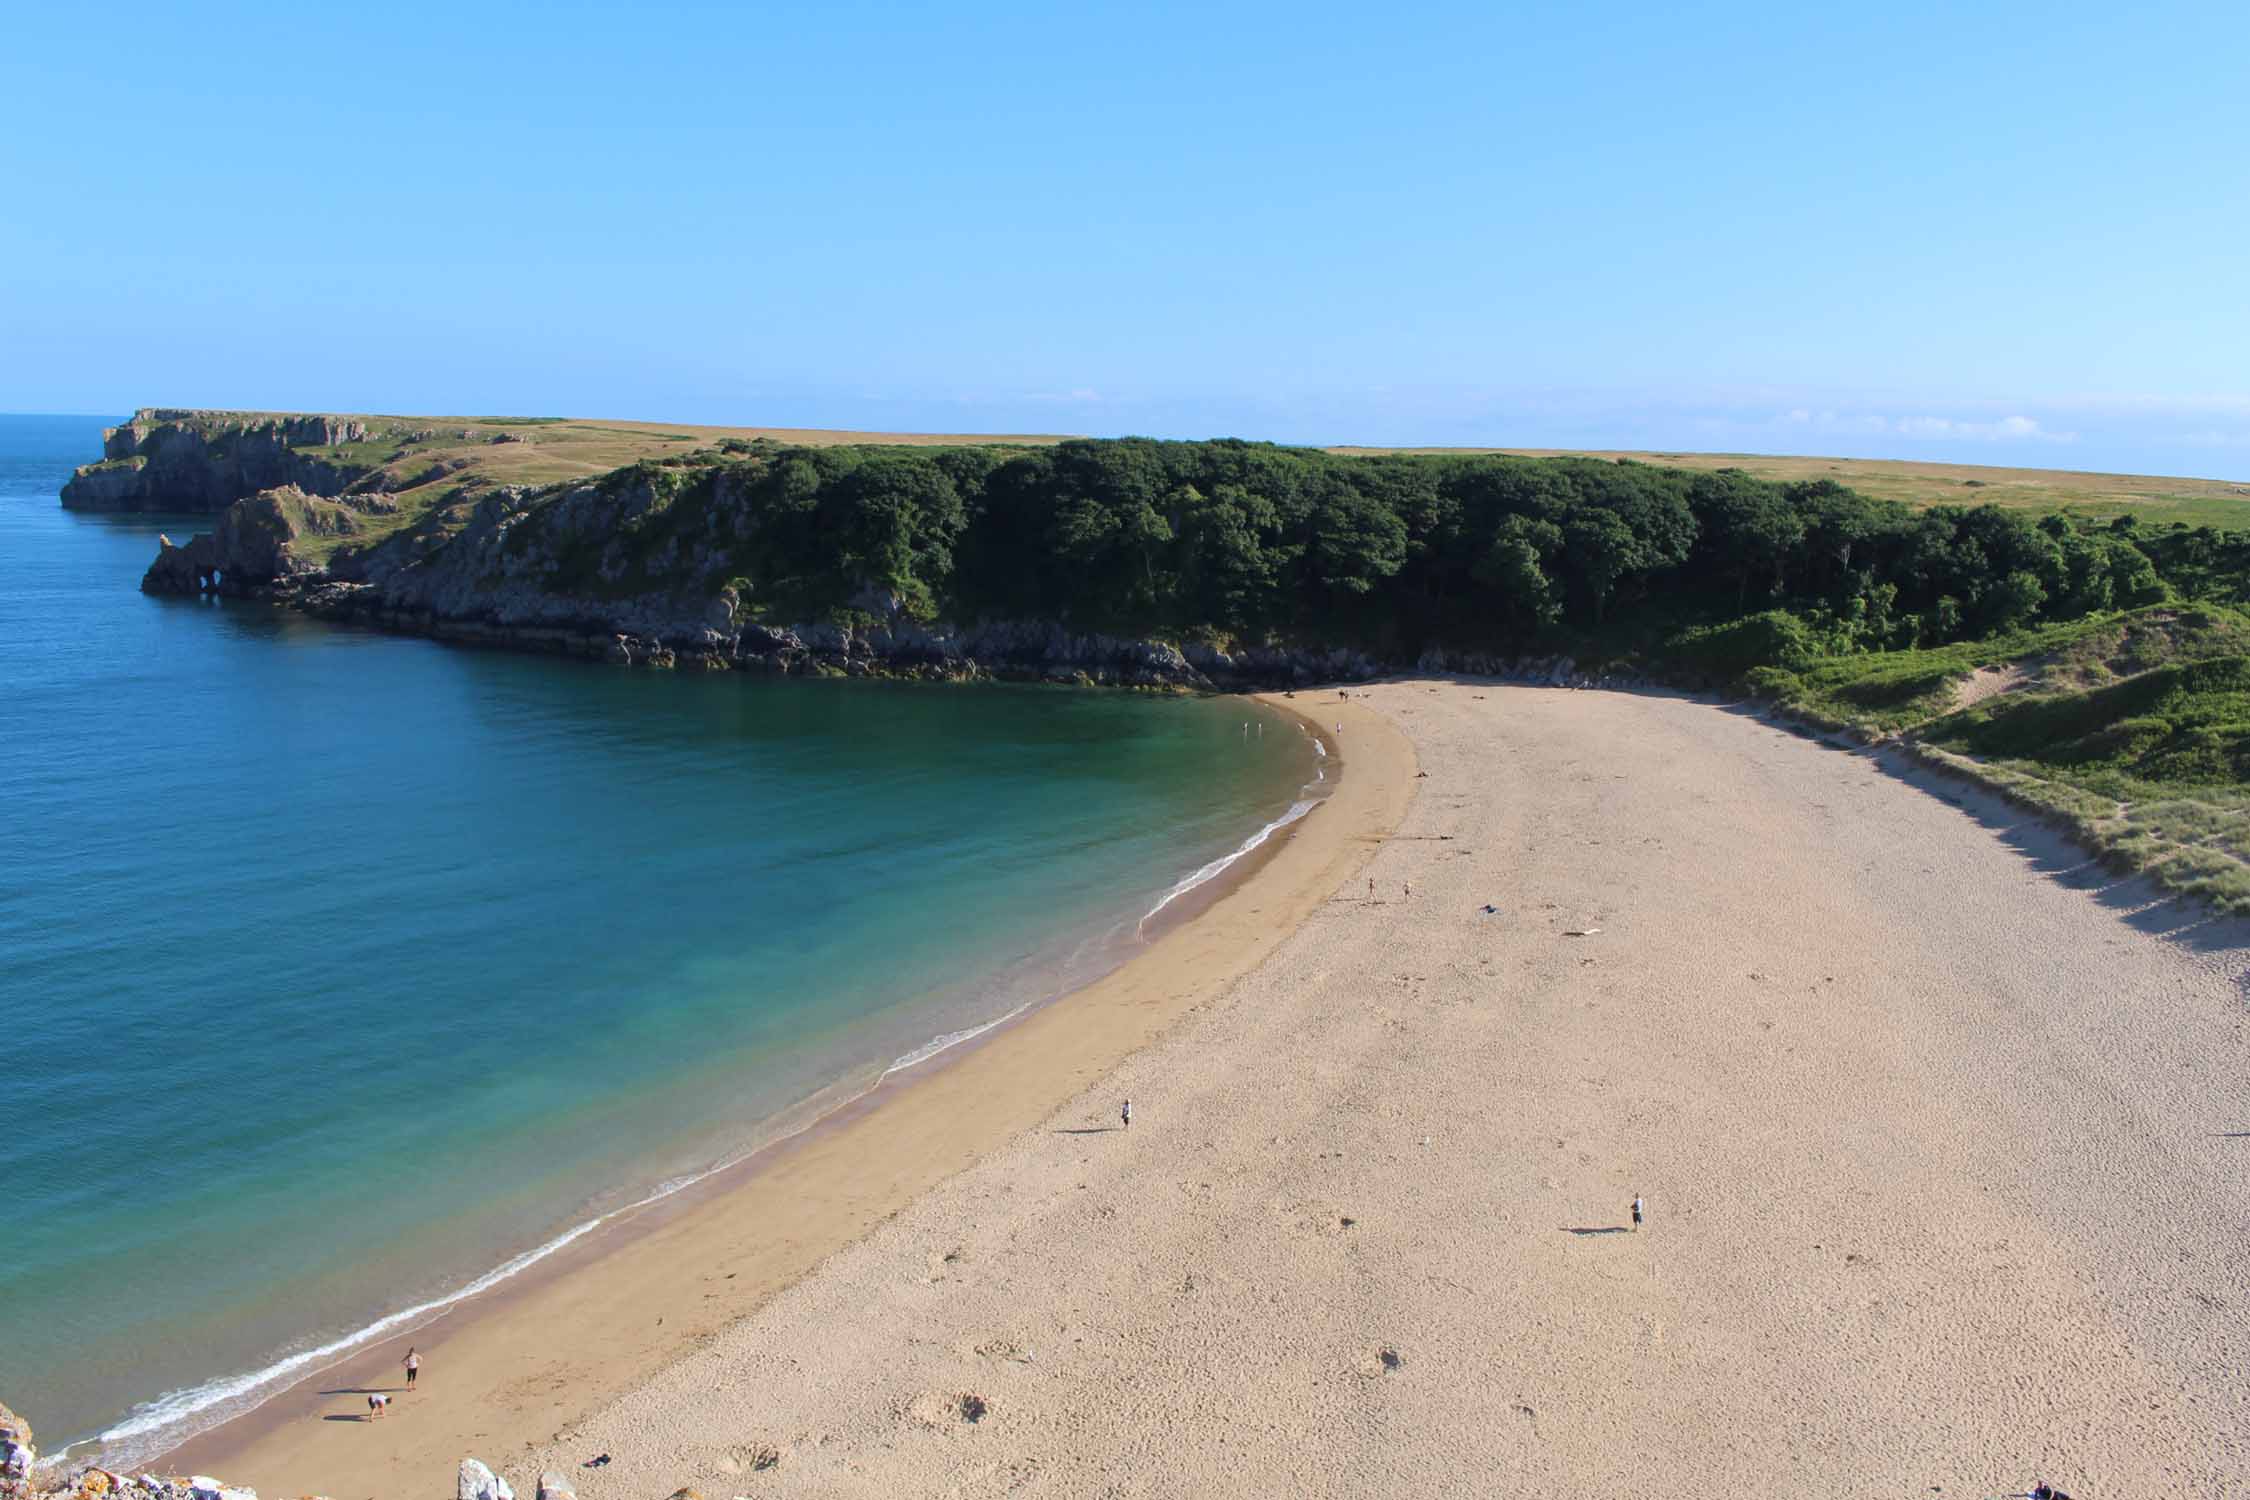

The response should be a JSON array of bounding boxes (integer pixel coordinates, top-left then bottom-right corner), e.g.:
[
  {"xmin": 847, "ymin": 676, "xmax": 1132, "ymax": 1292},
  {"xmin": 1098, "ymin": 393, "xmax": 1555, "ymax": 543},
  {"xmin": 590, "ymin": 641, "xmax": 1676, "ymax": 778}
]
[{"xmin": 185, "ymin": 681, "xmax": 2246, "ymax": 1497}]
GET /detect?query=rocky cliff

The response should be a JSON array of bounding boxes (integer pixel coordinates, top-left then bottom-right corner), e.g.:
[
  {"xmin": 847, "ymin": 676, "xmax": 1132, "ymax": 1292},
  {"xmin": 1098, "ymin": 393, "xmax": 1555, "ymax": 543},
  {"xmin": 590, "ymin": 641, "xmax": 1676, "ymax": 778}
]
[
  {"xmin": 140, "ymin": 488, "xmax": 364, "ymax": 597},
  {"xmin": 131, "ymin": 444, "xmax": 1658, "ymax": 692},
  {"xmin": 135, "ymin": 464, "xmax": 1392, "ymax": 688},
  {"xmin": 62, "ymin": 411, "xmax": 376, "ymax": 513}
]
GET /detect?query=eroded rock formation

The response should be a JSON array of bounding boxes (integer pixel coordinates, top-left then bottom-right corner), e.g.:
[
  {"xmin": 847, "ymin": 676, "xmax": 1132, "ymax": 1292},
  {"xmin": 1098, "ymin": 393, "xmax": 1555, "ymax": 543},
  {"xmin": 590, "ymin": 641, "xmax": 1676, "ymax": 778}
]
[
  {"xmin": 63, "ymin": 411, "xmax": 374, "ymax": 513},
  {"xmin": 140, "ymin": 488, "xmax": 356, "ymax": 597}
]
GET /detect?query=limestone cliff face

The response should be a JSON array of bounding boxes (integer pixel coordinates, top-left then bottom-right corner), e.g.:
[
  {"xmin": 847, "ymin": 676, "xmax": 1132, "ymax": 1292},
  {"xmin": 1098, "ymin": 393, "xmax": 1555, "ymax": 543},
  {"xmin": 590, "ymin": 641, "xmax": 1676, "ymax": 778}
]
[
  {"xmin": 63, "ymin": 410, "xmax": 373, "ymax": 512},
  {"xmin": 136, "ymin": 463, "xmax": 1644, "ymax": 689},
  {"xmin": 312, "ymin": 473, "xmax": 1380, "ymax": 686},
  {"xmin": 141, "ymin": 469, "xmax": 1388, "ymax": 687}
]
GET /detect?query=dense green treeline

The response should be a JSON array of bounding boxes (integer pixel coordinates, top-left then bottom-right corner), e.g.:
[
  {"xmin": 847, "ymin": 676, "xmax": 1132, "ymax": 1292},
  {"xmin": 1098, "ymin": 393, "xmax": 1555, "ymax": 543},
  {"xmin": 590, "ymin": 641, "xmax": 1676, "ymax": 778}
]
[
  {"xmin": 538, "ymin": 435, "xmax": 2250, "ymax": 908},
  {"xmin": 650, "ymin": 436, "xmax": 2247, "ymax": 661}
]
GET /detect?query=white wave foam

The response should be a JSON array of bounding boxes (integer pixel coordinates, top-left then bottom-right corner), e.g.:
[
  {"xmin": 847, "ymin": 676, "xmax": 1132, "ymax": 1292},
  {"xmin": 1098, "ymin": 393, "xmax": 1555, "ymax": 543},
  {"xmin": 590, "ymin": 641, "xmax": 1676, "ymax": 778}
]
[
  {"xmin": 81, "ymin": 1208, "xmax": 603, "ymax": 1468},
  {"xmin": 1136, "ymin": 798, "xmax": 1315, "ymax": 936},
  {"xmin": 75, "ymin": 757, "xmax": 1334, "ymax": 1472},
  {"xmin": 880, "ymin": 994, "xmax": 1045, "ymax": 1078},
  {"xmin": 74, "ymin": 1086, "xmax": 859, "ymax": 1471}
]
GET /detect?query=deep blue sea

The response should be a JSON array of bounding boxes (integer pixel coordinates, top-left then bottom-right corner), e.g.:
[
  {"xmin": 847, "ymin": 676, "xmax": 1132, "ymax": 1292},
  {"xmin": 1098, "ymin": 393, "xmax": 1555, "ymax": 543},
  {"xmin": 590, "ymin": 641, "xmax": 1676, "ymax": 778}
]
[{"xmin": 0, "ymin": 415, "xmax": 1319, "ymax": 1469}]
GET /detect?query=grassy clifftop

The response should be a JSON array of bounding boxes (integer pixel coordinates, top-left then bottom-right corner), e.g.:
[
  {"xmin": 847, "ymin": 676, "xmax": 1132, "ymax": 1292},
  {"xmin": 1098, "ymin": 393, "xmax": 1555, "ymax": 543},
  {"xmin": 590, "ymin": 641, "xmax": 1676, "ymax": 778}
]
[
  {"xmin": 1336, "ymin": 448, "xmax": 2250, "ymax": 530},
  {"xmin": 81, "ymin": 409, "xmax": 2250, "ymax": 542},
  {"xmin": 68, "ymin": 409, "xmax": 1077, "ymax": 552}
]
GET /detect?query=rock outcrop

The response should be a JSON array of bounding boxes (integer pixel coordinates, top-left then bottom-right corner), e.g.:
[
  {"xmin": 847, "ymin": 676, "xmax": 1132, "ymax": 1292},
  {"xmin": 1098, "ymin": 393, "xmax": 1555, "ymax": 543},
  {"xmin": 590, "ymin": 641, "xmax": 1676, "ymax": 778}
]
[
  {"xmin": 124, "ymin": 443, "xmax": 1686, "ymax": 693},
  {"xmin": 138, "ymin": 473, "xmax": 1389, "ymax": 686},
  {"xmin": 456, "ymin": 1459, "xmax": 513, "ymax": 1500},
  {"xmin": 0, "ymin": 1401, "xmax": 33, "ymax": 1497},
  {"xmin": 63, "ymin": 411, "xmax": 374, "ymax": 513},
  {"xmin": 140, "ymin": 488, "xmax": 355, "ymax": 597},
  {"xmin": 0, "ymin": 1395, "xmax": 287, "ymax": 1500}
]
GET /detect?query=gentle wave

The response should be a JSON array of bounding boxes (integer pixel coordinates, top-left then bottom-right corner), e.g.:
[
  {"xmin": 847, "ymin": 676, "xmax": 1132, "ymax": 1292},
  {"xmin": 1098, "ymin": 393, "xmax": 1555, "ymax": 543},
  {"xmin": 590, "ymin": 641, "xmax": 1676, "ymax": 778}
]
[
  {"xmin": 1135, "ymin": 797, "xmax": 1316, "ymax": 937},
  {"xmin": 63, "ymin": 1097, "xmax": 851, "ymax": 1472},
  {"xmin": 880, "ymin": 995, "xmax": 1047, "ymax": 1078},
  {"xmin": 67, "ymin": 751, "xmax": 1326, "ymax": 1474}
]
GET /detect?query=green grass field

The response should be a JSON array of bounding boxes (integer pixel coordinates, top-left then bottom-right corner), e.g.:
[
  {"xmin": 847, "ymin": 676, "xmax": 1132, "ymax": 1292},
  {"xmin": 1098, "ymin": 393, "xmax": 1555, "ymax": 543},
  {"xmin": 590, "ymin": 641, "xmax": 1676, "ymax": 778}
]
[{"xmin": 1330, "ymin": 447, "xmax": 2250, "ymax": 530}]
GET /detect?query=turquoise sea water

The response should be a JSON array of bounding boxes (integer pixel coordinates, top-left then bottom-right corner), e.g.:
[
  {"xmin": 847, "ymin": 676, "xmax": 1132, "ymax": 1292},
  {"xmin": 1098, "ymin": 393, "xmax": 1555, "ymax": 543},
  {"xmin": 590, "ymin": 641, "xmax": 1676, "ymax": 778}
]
[{"xmin": 0, "ymin": 416, "xmax": 1319, "ymax": 1468}]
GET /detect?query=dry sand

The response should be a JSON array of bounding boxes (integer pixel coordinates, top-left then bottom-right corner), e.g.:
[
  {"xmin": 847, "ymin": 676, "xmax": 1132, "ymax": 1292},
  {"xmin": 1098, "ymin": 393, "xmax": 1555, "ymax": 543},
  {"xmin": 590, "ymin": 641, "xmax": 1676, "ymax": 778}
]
[{"xmin": 193, "ymin": 682, "xmax": 2247, "ymax": 1497}]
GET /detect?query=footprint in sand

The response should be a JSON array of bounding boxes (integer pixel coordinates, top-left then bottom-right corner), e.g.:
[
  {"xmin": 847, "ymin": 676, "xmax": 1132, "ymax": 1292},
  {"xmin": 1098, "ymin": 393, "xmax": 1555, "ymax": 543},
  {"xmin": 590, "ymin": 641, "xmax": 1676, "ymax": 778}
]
[
  {"xmin": 905, "ymin": 1390, "xmax": 991, "ymax": 1430},
  {"xmin": 1353, "ymin": 1347, "xmax": 1406, "ymax": 1378},
  {"xmin": 970, "ymin": 1337, "xmax": 1034, "ymax": 1363},
  {"xmin": 714, "ymin": 1443, "xmax": 782, "ymax": 1475}
]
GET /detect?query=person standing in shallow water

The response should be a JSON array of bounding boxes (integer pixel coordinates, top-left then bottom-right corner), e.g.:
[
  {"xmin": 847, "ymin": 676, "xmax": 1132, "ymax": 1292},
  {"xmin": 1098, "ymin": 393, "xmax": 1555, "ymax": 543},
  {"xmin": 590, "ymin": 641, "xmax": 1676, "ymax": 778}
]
[
  {"xmin": 1121, "ymin": 1099, "xmax": 1132, "ymax": 1130},
  {"xmin": 404, "ymin": 1347, "xmax": 420, "ymax": 1386}
]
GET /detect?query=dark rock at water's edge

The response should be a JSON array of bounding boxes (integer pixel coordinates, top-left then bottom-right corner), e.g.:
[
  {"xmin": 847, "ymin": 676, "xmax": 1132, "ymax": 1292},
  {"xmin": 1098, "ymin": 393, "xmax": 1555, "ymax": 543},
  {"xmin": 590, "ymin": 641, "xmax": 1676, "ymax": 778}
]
[{"xmin": 63, "ymin": 410, "xmax": 374, "ymax": 512}]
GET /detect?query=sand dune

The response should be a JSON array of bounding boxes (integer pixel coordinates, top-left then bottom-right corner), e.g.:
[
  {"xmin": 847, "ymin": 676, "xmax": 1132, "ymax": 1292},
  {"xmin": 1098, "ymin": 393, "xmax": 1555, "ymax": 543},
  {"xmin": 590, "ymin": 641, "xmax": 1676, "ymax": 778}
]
[{"xmin": 197, "ymin": 682, "xmax": 2248, "ymax": 1497}]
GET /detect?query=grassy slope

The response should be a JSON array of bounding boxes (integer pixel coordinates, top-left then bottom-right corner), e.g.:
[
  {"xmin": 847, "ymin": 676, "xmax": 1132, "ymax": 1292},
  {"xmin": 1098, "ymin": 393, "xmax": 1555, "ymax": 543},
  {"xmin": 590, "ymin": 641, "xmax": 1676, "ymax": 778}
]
[
  {"xmin": 1764, "ymin": 605, "xmax": 2250, "ymax": 912},
  {"xmin": 155, "ymin": 412, "xmax": 1078, "ymax": 562}
]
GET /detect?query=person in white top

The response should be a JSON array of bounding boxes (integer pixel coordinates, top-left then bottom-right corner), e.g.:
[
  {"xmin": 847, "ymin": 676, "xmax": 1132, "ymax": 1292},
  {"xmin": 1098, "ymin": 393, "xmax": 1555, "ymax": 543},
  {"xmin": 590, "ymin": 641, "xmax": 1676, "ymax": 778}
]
[
  {"xmin": 1630, "ymin": 1194, "xmax": 1645, "ymax": 1231},
  {"xmin": 404, "ymin": 1347, "xmax": 422, "ymax": 1387}
]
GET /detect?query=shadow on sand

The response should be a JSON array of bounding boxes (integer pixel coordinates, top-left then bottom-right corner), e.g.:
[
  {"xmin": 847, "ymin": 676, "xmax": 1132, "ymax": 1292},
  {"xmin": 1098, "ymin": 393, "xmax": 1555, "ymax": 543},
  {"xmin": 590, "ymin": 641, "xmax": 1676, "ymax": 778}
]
[{"xmin": 1694, "ymin": 692, "xmax": 2250, "ymax": 961}]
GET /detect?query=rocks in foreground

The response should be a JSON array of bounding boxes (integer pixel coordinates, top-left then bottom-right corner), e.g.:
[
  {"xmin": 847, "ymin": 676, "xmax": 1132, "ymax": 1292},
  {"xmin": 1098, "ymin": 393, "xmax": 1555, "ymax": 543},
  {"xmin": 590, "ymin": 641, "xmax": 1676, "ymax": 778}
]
[
  {"xmin": 0, "ymin": 1402, "xmax": 33, "ymax": 1495},
  {"xmin": 456, "ymin": 1459, "xmax": 512, "ymax": 1500},
  {"xmin": 0, "ymin": 1396, "xmax": 306, "ymax": 1500},
  {"xmin": 5, "ymin": 1468, "xmax": 274, "ymax": 1500}
]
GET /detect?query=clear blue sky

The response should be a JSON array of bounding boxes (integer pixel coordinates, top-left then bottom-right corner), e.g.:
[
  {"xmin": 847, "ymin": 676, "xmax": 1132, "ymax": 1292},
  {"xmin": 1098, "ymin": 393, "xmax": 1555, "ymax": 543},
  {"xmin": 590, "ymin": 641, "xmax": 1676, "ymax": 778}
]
[{"xmin": 6, "ymin": 1, "xmax": 2246, "ymax": 476}]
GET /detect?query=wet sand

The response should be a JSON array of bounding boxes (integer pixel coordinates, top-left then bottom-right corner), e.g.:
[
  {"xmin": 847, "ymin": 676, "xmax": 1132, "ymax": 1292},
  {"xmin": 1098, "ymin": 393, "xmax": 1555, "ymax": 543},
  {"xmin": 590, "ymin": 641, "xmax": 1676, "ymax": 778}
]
[{"xmin": 195, "ymin": 681, "xmax": 2246, "ymax": 1497}]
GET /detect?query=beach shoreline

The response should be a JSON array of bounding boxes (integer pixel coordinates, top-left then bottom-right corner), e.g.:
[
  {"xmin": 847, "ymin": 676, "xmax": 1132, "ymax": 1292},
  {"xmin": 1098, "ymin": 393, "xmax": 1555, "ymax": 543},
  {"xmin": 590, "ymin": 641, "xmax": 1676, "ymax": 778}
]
[
  {"xmin": 105, "ymin": 677, "xmax": 2250, "ymax": 1497},
  {"xmin": 162, "ymin": 690, "xmax": 1413, "ymax": 1497}
]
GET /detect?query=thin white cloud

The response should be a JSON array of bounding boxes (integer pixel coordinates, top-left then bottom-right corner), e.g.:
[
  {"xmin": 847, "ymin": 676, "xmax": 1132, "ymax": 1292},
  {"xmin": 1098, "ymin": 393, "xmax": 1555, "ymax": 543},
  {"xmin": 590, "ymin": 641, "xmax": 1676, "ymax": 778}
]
[
  {"xmin": 1892, "ymin": 413, "xmax": 2074, "ymax": 443},
  {"xmin": 1767, "ymin": 407, "xmax": 2075, "ymax": 444}
]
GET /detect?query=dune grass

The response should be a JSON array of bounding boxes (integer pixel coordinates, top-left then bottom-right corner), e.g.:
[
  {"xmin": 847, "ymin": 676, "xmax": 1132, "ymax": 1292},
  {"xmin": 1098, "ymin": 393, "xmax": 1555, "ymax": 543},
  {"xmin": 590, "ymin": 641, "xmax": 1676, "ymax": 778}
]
[{"xmin": 1752, "ymin": 605, "xmax": 2250, "ymax": 913}]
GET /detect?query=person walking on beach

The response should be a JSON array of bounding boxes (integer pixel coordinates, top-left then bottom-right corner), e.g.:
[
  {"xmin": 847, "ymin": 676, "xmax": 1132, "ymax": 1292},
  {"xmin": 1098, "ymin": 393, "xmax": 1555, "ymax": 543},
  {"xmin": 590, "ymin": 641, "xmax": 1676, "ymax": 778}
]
[
  {"xmin": 404, "ymin": 1347, "xmax": 421, "ymax": 1387},
  {"xmin": 1631, "ymin": 1194, "xmax": 1645, "ymax": 1231},
  {"xmin": 1121, "ymin": 1098, "xmax": 1132, "ymax": 1130}
]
